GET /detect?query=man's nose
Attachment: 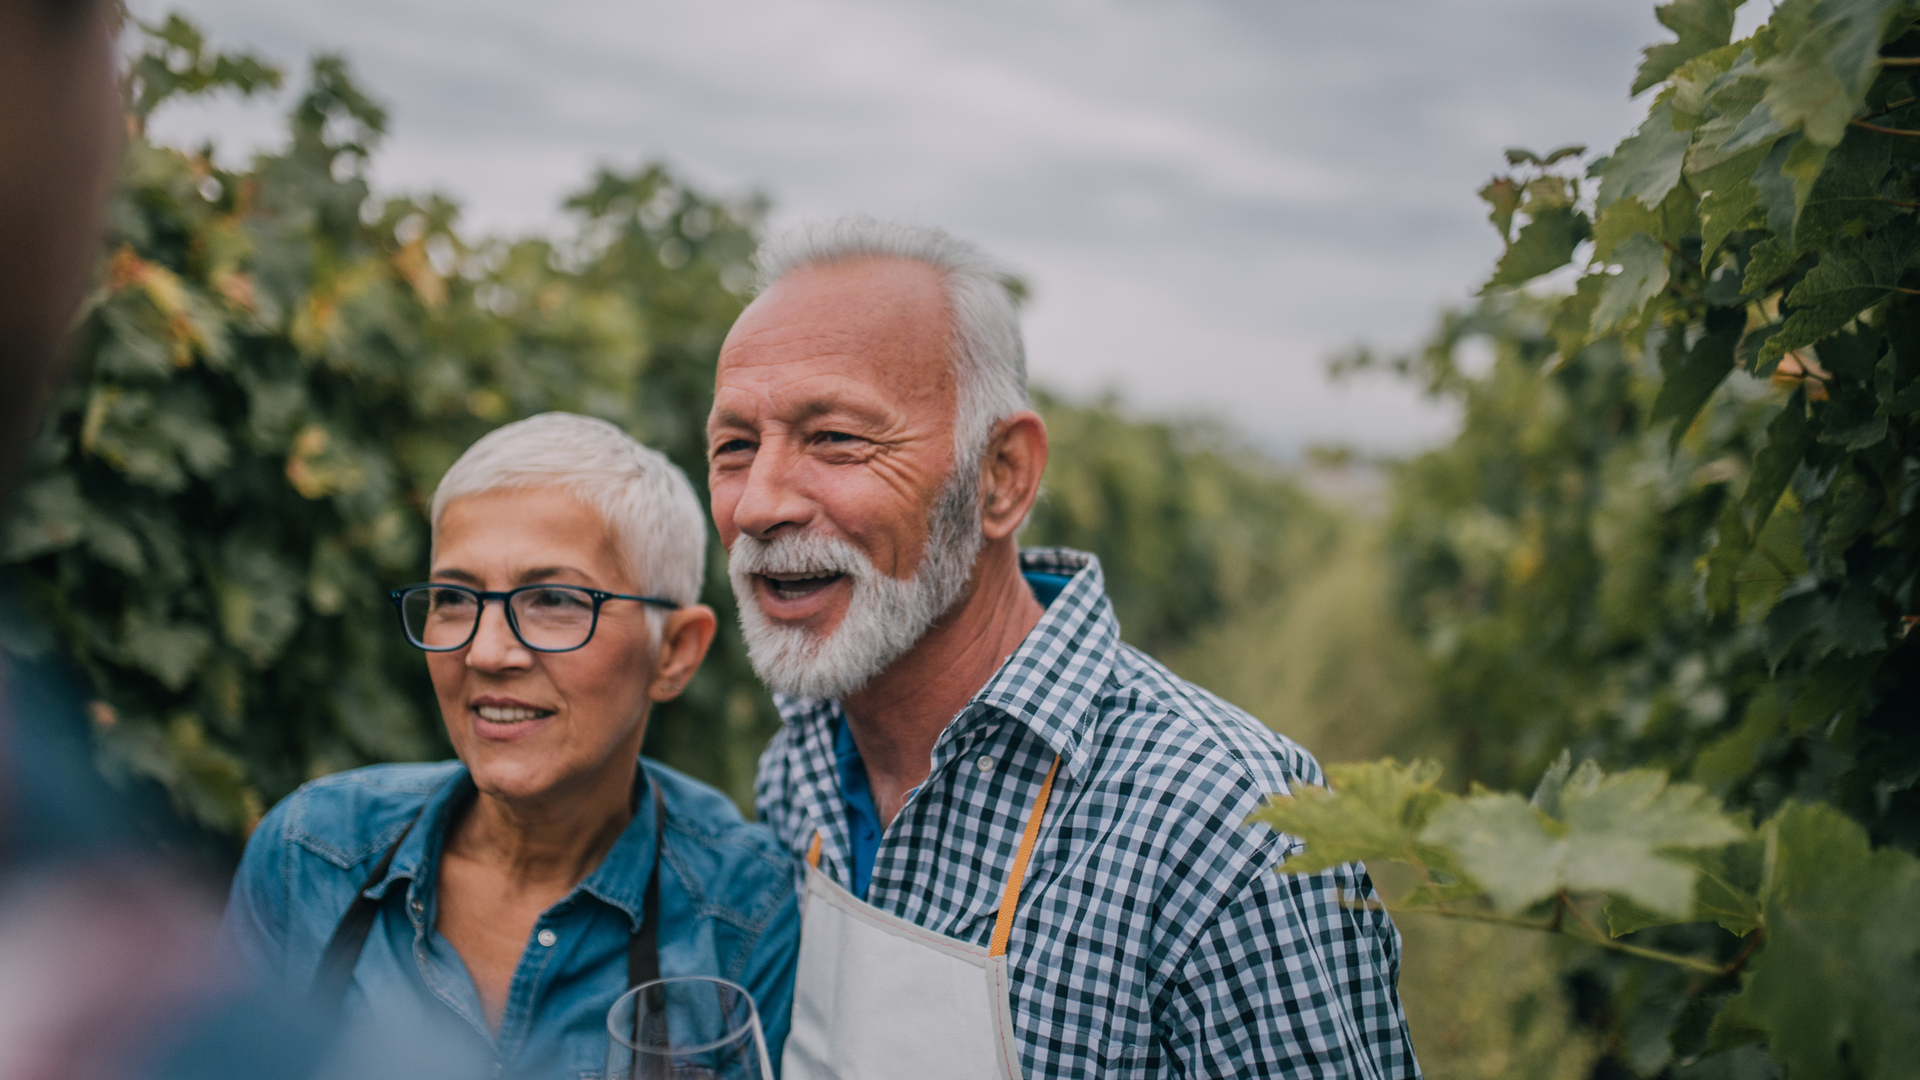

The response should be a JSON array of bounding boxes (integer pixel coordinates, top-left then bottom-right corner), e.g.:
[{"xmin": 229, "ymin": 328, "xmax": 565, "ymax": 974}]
[
  {"xmin": 466, "ymin": 600, "xmax": 532, "ymax": 672},
  {"xmin": 731, "ymin": 441, "xmax": 816, "ymax": 540}
]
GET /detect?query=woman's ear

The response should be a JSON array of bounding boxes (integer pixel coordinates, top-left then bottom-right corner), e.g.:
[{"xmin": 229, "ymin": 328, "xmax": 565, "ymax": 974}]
[{"xmin": 649, "ymin": 604, "xmax": 718, "ymax": 701}]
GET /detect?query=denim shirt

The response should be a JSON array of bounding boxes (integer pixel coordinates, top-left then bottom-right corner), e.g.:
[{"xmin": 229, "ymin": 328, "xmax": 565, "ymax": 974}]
[{"xmin": 218, "ymin": 759, "xmax": 799, "ymax": 1079}]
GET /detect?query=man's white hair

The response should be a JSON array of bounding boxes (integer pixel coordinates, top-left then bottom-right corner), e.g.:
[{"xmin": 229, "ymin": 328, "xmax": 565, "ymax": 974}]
[
  {"xmin": 754, "ymin": 216, "xmax": 1030, "ymax": 469},
  {"xmin": 430, "ymin": 413, "xmax": 707, "ymax": 610}
]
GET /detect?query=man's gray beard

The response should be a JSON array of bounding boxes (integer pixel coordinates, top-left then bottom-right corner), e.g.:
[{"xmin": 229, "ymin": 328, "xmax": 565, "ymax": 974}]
[{"xmin": 728, "ymin": 466, "xmax": 984, "ymax": 702}]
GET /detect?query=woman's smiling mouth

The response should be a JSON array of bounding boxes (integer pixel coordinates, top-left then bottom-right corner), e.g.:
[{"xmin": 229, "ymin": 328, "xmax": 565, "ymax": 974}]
[{"xmin": 472, "ymin": 698, "xmax": 555, "ymax": 724}]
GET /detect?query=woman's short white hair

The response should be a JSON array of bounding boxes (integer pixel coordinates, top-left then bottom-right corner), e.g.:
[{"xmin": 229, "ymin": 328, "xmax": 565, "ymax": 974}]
[
  {"xmin": 429, "ymin": 413, "xmax": 707, "ymax": 609},
  {"xmin": 754, "ymin": 216, "xmax": 1029, "ymax": 470}
]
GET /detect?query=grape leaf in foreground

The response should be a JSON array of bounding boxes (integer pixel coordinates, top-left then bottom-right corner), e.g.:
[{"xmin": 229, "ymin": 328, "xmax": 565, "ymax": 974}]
[
  {"xmin": 1716, "ymin": 802, "xmax": 1920, "ymax": 1080},
  {"xmin": 1421, "ymin": 762, "xmax": 1747, "ymax": 916}
]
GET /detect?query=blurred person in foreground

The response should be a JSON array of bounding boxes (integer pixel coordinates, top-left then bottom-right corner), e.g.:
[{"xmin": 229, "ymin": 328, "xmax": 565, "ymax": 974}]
[
  {"xmin": 218, "ymin": 413, "xmax": 800, "ymax": 1077},
  {"xmin": 710, "ymin": 217, "xmax": 1421, "ymax": 1079},
  {"xmin": 0, "ymin": 0, "xmax": 263, "ymax": 1076}
]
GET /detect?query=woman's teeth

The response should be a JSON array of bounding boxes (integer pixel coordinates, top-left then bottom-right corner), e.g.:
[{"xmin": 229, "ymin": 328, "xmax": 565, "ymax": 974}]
[{"xmin": 476, "ymin": 704, "xmax": 548, "ymax": 723}]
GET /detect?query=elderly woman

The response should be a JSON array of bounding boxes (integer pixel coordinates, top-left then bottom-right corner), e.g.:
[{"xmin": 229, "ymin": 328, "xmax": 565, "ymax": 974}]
[{"xmin": 218, "ymin": 413, "xmax": 798, "ymax": 1077}]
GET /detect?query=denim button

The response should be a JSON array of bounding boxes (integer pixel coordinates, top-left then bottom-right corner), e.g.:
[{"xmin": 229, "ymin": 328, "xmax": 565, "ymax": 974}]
[{"xmin": 536, "ymin": 928, "xmax": 557, "ymax": 947}]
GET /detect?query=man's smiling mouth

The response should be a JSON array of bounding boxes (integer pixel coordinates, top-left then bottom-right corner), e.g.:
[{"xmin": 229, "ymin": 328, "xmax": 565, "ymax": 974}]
[{"xmin": 759, "ymin": 571, "xmax": 847, "ymax": 601}]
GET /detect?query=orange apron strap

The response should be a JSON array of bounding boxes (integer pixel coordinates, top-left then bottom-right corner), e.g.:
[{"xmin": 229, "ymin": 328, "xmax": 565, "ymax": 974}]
[
  {"xmin": 989, "ymin": 755, "xmax": 1062, "ymax": 958},
  {"xmin": 806, "ymin": 830, "xmax": 823, "ymax": 869}
]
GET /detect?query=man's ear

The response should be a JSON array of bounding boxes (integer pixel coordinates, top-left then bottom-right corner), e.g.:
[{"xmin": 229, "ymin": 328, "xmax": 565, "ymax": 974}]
[
  {"xmin": 979, "ymin": 411, "xmax": 1048, "ymax": 542},
  {"xmin": 649, "ymin": 604, "xmax": 718, "ymax": 701}
]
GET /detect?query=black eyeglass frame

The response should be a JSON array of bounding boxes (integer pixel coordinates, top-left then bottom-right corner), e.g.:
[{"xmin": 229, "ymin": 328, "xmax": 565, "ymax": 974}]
[{"xmin": 388, "ymin": 582, "xmax": 681, "ymax": 654}]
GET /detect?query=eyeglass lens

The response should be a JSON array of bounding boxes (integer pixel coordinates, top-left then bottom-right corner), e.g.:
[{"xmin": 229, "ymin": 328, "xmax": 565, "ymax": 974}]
[{"xmin": 401, "ymin": 586, "xmax": 598, "ymax": 650}]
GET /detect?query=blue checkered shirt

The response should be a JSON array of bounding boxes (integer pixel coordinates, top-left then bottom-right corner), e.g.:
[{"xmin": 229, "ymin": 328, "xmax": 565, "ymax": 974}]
[{"xmin": 755, "ymin": 548, "xmax": 1419, "ymax": 1078}]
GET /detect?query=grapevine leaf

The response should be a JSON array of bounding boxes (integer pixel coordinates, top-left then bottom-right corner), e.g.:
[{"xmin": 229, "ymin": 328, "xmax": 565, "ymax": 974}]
[
  {"xmin": 1687, "ymin": 71, "xmax": 1784, "ymax": 177},
  {"xmin": 1652, "ymin": 306, "xmax": 1745, "ymax": 449},
  {"xmin": 1681, "ymin": 839, "xmax": 1766, "ymax": 936},
  {"xmin": 1479, "ymin": 177, "xmax": 1523, "ymax": 244},
  {"xmin": 1603, "ymin": 839, "xmax": 1766, "ymax": 938},
  {"xmin": 209, "ymin": 534, "xmax": 305, "ymax": 666},
  {"xmin": 0, "ymin": 474, "xmax": 89, "ymax": 562},
  {"xmin": 1418, "ymin": 792, "xmax": 1561, "ymax": 913},
  {"xmin": 1749, "ymin": 133, "xmax": 1833, "ymax": 243},
  {"xmin": 1762, "ymin": 216, "xmax": 1920, "ymax": 360},
  {"xmin": 1718, "ymin": 802, "xmax": 1920, "ymax": 1080},
  {"xmin": 1590, "ymin": 232, "xmax": 1672, "ymax": 336},
  {"xmin": 1741, "ymin": 391, "xmax": 1809, "ymax": 534},
  {"xmin": 1755, "ymin": 0, "xmax": 1909, "ymax": 147},
  {"xmin": 1764, "ymin": 584, "xmax": 1886, "ymax": 667},
  {"xmin": 1549, "ymin": 274, "xmax": 1607, "ymax": 358},
  {"xmin": 1792, "ymin": 128, "xmax": 1891, "ymax": 253},
  {"xmin": 1673, "ymin": 1047, "xmax": 1781, "ymax": 1079},
  {"xmin": 1692, "ymin": 688, "xmax": 1789, "ymax": 789},
  {"xmin": 1483, "ymin": 206, "xmax": 1592, "ymax": 291},
  {"xmin": 1672, "ymin": 42, "xmax": 1756, "ymax": 129},
  {"xmin": 1592, "ymin": 197, "xmax": 1662, "ymax": 261},
  {"xmin": 1529, "ymin": 748, "xmax": 1573, "ymax": 817},
  {"xmin": 1698, "ymin": 176, "xmax": 1761, "ymax": 264},
  {"xmin": 1634, "ymin": 0, "xmax": 1743, "ymax": 95},
  {"xmin": 1599, "ymin": 101, "xmax": 1694, "ymax": 211},
  {"xmin": 1422, "ymin": 763, "xmax": 1747, "ymax": 916},
  {"xmin": 1740, "ymin": 235, "xmax": 1801, "ymax": 297},
  {"xmin": 1556, "ymin": 767, "xmax": 1749, "ymax": 916},
  {"xmin": 1604, "ymin": 892, "xmax": 1682, "ymax": 936},
  {"xmin": 119, "ymin": 609, "xmax": 213, "ymax": 691},
  {"xmin": 1250, "ymin": 758, "xmax": 1463, "ymax": 879},
  {"xmin": 1784, "ymin": 651, "xmax": 1883, "ymax": 732}
]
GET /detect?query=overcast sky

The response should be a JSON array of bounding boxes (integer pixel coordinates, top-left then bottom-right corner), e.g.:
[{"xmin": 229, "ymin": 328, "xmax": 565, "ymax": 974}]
[{"xmin": 132, "ymin": 0, "xmax": 1749, "ymax": 458}]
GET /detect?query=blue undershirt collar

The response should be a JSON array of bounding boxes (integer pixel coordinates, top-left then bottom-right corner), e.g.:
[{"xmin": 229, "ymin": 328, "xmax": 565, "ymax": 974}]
[{"xmin": 834, "ymin": 570, "xmax": 1070, "ymax": 900}]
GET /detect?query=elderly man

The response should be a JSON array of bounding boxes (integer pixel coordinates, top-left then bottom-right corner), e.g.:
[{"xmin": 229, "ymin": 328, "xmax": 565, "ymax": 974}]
[{"xmin": 707, "ymin": 217, "xmax": 1418, "ymax": 1079}]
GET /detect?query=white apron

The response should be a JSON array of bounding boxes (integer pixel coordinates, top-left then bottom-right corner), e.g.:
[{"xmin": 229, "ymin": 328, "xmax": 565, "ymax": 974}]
[{"xmin": 781, "ymin": 756, "xmax": 1061, "ymax": 1080}]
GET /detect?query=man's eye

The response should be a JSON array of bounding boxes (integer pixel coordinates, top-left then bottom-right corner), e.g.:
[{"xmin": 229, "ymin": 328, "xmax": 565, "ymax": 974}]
[
  {"xmin": 817, "ymin": 431, "xmax": 858, "ymax": 444},
  {"xmin": 714, "ymin": 438, "xmax": 754, "ymax": 455}
]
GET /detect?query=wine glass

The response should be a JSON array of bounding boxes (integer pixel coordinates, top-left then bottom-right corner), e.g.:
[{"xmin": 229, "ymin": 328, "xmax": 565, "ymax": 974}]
[{"xmin": 605, "ymin": 976, "xmax": 773, "ymax": 1080}]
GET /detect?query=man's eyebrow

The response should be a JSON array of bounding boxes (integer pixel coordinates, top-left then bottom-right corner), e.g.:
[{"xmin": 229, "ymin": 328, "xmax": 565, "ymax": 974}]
[
  {"xmin": 429, "ymin": 568, "xmax": 483, "ymax": 585},
  {"xmin": 708, "ymin": 398, "xmax": 893, "ymax": 434},
  {"xmin": 708, "ymin": 406, "xmax": 755, "ymax": 434}
]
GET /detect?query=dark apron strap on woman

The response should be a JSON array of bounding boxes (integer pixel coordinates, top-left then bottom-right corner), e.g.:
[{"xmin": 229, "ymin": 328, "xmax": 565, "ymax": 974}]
[{"xmin": 309, "ymin": 772, "xmax": 668, "ymax": 1021}]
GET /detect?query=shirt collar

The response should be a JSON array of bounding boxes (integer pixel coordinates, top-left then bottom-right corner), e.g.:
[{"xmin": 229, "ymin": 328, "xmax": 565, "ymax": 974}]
[
  {"xmin": 966, "ymin": 548, "xmax": 1115, "ymax": 781},
  {"xmin": 368, "ymin": 761, "xmax": 662, "ymax": 933},
  {"xmin": 773, "ymin": 547, "xmax": 1118, "ymax": 783}
]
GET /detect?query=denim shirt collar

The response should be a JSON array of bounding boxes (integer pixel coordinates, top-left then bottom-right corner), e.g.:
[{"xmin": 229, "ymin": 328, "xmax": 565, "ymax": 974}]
[{"xmin": 365, "ymin": 762, "xmax": 662, "ymax": 934}]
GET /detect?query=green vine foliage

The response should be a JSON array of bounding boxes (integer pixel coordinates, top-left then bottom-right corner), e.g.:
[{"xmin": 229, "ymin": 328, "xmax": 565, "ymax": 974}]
[
  {"xmin": 1276, "ymin": 1, "xmax": 1920, "ymax": 1075},
  {"xmin": 0, "ymin": 18, "xmax": 773, "ymax": 842}
]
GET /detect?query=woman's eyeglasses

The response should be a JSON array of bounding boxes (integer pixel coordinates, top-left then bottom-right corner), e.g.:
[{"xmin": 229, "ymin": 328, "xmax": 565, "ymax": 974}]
[{"xmin": 389, "ymin": 583, "xmax": 679, "ymax": 653}]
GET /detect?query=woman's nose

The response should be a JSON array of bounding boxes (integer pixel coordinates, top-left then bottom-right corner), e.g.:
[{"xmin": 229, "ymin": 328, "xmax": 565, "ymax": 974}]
[{"xmin": 466, "ymin": 600, "xmax": 532, "ymax": 671}]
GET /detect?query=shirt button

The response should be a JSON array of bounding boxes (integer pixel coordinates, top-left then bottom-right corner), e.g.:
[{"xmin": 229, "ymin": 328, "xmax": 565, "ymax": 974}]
[
  {"xmin": 976, "ymin": 755, "xmax": 996, "ymax": 773},
  {"xmin": 536, "ymin": 928, "xmax": 557, "ymax": 947}
]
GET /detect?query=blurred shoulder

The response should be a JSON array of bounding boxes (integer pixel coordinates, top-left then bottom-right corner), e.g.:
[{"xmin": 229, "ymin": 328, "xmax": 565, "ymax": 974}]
[
  {"xmin": 249, "ymin": 761, "xmax": 462, "ymax": 872},
  {"xmin": 647, "ymin": 759, "xmax": 796, "ymax": 926}
]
